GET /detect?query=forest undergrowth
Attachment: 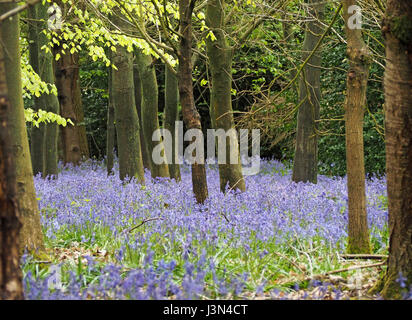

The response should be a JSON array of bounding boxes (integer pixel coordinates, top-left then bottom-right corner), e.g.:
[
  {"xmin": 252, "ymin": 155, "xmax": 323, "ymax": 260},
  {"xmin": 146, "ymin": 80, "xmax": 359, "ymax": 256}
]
[{"xmin": 22, "ymin": 159, "xmax": 410, "ymax": 300}]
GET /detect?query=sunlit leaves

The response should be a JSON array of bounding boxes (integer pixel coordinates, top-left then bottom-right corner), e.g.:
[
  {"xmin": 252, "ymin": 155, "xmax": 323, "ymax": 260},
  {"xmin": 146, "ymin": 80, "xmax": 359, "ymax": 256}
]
[
  {"xmin": 21, "ymin": 56, "xmax": 58, "ymax": 99},
  {"xmin": 206, "ymin": 31, "xmax": 217, "ymax": 41},
  {"xmin": 25, "ymin": 108, "xmax": 74, "ymax": 127}
]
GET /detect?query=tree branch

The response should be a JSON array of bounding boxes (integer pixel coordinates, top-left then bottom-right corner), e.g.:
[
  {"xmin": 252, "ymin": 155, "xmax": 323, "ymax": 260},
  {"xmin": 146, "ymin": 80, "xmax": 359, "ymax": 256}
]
[{"xmin": 0, "ymin": 0, "xmax": 41, "ymax": 23}]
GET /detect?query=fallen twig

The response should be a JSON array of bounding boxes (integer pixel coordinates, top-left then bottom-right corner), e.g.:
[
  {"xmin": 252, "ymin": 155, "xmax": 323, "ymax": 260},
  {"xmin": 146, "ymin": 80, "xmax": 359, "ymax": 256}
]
[
  {"xmin": 322, "ymin": 261, "xmax": 386, "ymax": 276},
  {"xmin": 339, "ymin": 254, "xmax": 388, "ymax": 260},
  {"xmin": 124, "ymin": 217, "xmax": 163, "ymax": 233},
  {"xmin": 307, "ymin": 261, "xmax": 386, "ymax": 282},
  {"xmin": 275, "ymin": 261, "xmax": 386, "ymax": 286},
  {"xmin": 219, "ymin": 212, "xmax": 230, "ymax": 223},
  {"xmin": 29, "ymin": 260, "xmax": 52, "ymax": 264}
]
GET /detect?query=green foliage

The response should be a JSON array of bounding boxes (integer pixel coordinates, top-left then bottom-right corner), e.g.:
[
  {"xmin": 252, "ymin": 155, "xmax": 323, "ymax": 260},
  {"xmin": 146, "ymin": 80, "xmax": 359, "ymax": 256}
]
[
  {"xmin": 19, "ymin": 0, "xmax": 387, "ymax": 175},
  {"xmin": 318, "ymin": 16, "xmax": 386, "ymax": 177},
  {"xmin": 20, "ymin": 37, "xmax": 58, "ymax": 99},
  {"xmin": 21, "ymin": 62, "xmax": 58, "ymax": 99},
  {"xmin": 390, "ymin": 15, "xmax": 412, "ymax": 44},
  {"xmin": 42, "ymin": 0, "xmax": 177, "ymax": 67},
  {"xmin": 79, "ymin": 55, "xmax": 109, "ymax": 158},
  {"xmin": 25, "ymin": 108, "xmax": 74, "ymax": 127}
]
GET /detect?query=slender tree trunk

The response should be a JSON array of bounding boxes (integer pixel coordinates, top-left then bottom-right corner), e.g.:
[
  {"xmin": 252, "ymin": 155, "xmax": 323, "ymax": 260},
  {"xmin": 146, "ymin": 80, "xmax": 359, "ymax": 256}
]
[
  {"xmin": 179, "ymin": 0, "xmax": 209, "ymax": 203},
  {"xmin": 35, "ymin": 3, "xmax": 60, "ymax": 177},
  {"xmin": 135, "ymin": 50, "xmax": 170, "ymax": 179},
  {"xmin": 0, "ymin": 33, "xmax": 24, "ymax": 301},
  {"xmin": 73, "ymin": 62, "xmax": 89, "ymax": 158},
  {"xmin": 57, "ymin": 127, "xmax": 64, "ymax": 161},
  {"xmin": 133, "ymin": 61, "xmax": 151, "ymax": 170},
  {"xmin": 164, "ymin": 65, "xmax": 181, "ymax": 181},
  {"xmin": 343, "ymin": 0, "xmax": 371, "ymax": 254},
  {"xmin": 206, "ymin": 0, "xmax": 245, "ymax": 193},
  {"xmin": 27, "ymin": 5, "xmax": 45, "ymax": 175},
  {"xmin": 54, "ymin": 52, "xmax": 89, "ymax": 165},
  {"xmin": 378, "ymin": 0, "xmax": 412, "ymax": 299},
  {"xmin": 292, "ymin": 0, "xmax": 324, "ymax": 184},
  {"xmin": 0, "ymin": 3, "xmax": 44, "ymax": 252},
  {"xmin": 106, "ymin": 62, "xmax": 116, "ymax": 174},
  {"xmin": 111, "ymin": 43, "xmax": 145, "ymax": 183}
]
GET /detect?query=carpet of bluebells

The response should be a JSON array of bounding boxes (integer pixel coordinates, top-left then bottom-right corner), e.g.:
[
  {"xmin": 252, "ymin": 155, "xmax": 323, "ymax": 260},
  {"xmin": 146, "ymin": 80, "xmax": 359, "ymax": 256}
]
[{"xmin": 22, "ymin": 159, "xmax": 410, "ymax": 300}]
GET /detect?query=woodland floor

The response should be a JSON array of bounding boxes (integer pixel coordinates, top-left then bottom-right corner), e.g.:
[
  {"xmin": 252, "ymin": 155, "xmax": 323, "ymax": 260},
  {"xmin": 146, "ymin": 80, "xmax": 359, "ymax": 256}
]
[{"xmin": 22, "ymin": 160, "xmax": 404, "ymax": 300}]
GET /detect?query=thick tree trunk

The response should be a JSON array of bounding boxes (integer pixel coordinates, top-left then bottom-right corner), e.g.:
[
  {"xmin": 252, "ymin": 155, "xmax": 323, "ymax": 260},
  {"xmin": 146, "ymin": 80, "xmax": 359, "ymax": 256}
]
[
  {"xmin": 179, "ymin": 0, "xmax": 209, "ymax": 204},
  {"xmin": 343, "ymin": 0, "xmax": 371, "ymax": 254},
  {"xmin": 27, "ymin": 5, "xmax": 45, "ymax": 175},
  {"xmin": 0, "ymin": 3, "xmax": 44, "ymax": 252},
  {"xmin": 135, "ymin": 50, "xmax": 169, "ymax": 179},
  {"xmin": 292, "ymin": 0, "xmax": 324, "ymax": 184},
  {"xmin": 206, "ymin": 0, "xmax": 245, "ymax": 193},
  {"xmin": 379, "ymin": 0, "xmax": 412, "ymax": 299},
  {"xmin": 0, "ymin": 33, "xmax": 24, "ymax": 301},
  {"xmin": 111, "ymin": 43, "xmax": 145, "ymax": 183},
  {"xmin": 164, "ymin": 65, "xmax": 181, "ymax": 181},
  {"xmin": 54, "ymin": 52, "xmax": 89, "ymax": 165},
  {"xmin": 106, "ymin": 63, "xmax": 116, "ymax": 174},
  {"xmin": 133, "ymin": 62, "xmax": 151, "ymax": 170}
]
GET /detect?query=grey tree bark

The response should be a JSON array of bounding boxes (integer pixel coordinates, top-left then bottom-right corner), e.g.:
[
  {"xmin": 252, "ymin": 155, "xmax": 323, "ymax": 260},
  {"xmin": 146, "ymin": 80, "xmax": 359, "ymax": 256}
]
[{"xmin": 292, "ymin": 0, "xmax": 324, "ymax": 184}]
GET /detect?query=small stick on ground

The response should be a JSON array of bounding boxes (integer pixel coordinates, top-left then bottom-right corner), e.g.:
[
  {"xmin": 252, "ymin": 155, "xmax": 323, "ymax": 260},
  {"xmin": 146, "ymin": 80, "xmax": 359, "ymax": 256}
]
[
  {"xmin": 339, "ymin": 254, "xmax": 387, "ymax": 260},
  {"xmin": 309, "ymin": 261, "xmax": 386, "ymax": 281},
  {"xmin": 125, "ymin": 217, "xmax": 163, "ymax": 233},
  {"xmin": 276, "ymin": 261, "xmax": 385, "ymax": 286},
  {"xmin": 219, "ymin": 212, "xmax": 230, "ymax": 223}
]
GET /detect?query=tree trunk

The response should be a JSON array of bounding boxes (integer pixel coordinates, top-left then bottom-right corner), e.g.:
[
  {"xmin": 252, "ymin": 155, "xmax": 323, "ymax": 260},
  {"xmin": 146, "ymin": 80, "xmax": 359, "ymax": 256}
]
[
  {"xmin": 35, "ymin": 3, "xmax": 60, "ymax": 177},
  {"xmin": 0, "ymin": 2, "xmax": 44, "ymax": 252},
  {"xmin": 179, "ymin": 0, "xmax": 209, "ymax": 204},
  {"xmin": 135, "ymin": 50, "xmax": 170, "ymax": 179},
  {"xmin": 292, "ymin": 0, "xmax": 324, "ymax": 184},
  {"xmin": 106, "ymin": 62, "xmax": 116, "ymax": 174},
  {"xmin": 54, "ymin": 52, "xmax": 89, "ymax": 165},
  {"xmin": 164, "ymin": 65, "xmax": 181, "ymax": 181},
  {"xmin": 111, "ymin": 43, "xmax": 145, "ymax": 183},
  {"xmin": 343, "ymin": 0, "xmax": 371, "ymax": 254},
  {"xmin": 133, "ymin": 61, "xmax": 151, "ymax": 170},
  {"xmin": 27, "ymin": 4, "xmax": 45, "ymax": 175},
  {"xmin": 0, "ymin": 32, "xmax": 24, "ymax": 301},
  {"xmin": 206, "ymin": 0, "xmax": 245, "ymax": 193},
  {"xmin": 379, "ymin": 0, "xmax": 412, "ymax": 299}
]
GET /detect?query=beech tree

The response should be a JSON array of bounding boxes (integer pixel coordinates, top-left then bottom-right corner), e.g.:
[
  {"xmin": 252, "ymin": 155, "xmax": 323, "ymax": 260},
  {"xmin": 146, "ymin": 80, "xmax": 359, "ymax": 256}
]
[
  {"xmin": 133, "ymin": 62, "xmax": 151, "ymax": 171},
  {"xmin": 99, "ymin": 0, "xmax": 277, "ymax": 202},
  {"xmin": 54, "ymin": 51, "xmax": 89, "ymax": 165},
  {"xmin": 52, "ymin": 1, "xmax": 89, "ymax": 165},
  {"xmin": 27, "ymin": 2, "xmax": 60, "ymax": 177},
  {"xmin": 106, "ymin": 59, "xmax": 116, "ymax": 174},
  {"xmin": 164, "ymin": 65, "xmax": 181, "ymax": 181},
  {"xmin": 135, "ymin": 49, "xmax": 170, "ymax": 179},
  {"xmin": 0, "ymin": 1, "xmax": 44, "ymax": 252},
  {"xmin": 342, "ymin": 0, "xmax": 371, "ymax": 254},
  {"xmin": 292, "ymin": 0, "xmax": 324, "ymax": 184},
  {"xmin": 27, "ymin": 5, "xmax": 45, "ymax": 175},
  {"xmin": 205, "ymin": 0, "xmax": 245, "ymax": 193},
  {"xmin": 111, "ymin": 12, "xmax": 145, "ymax": 183},
  {"xmin": 0, "ymin": 22, "xmax": 24, "ymax": 301},
  {"xmin": 178, "ymin": 0, "xmax": 209, "ymax": 203},
  {"xmin": 377, "ymin": 0, "xmax": 412, "ymax": 299}
]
